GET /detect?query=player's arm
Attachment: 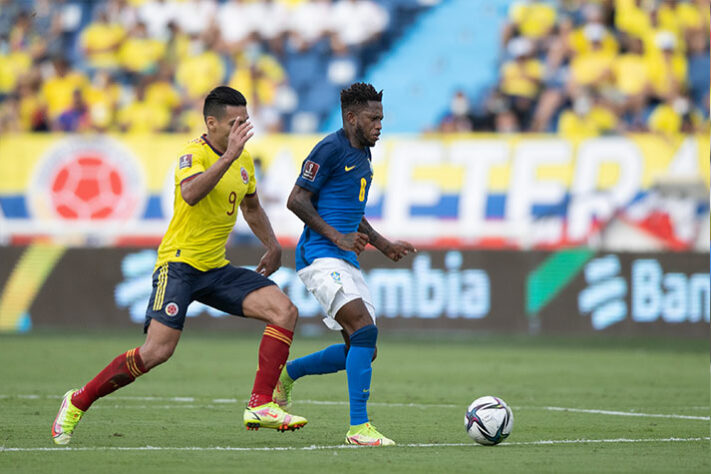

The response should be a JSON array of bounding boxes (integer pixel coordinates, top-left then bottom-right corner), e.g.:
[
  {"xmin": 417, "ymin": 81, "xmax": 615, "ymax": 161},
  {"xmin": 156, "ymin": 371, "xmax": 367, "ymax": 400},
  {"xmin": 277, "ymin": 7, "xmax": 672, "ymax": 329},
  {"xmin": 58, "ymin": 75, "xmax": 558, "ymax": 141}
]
[
  {"xmin": 358, "ymin": 217, "xmax": 416, "ymax": 262},
  {"xmin": 181, "ymin": 120, "xmax": 253, "ymax": 206},
  {"xmin": 287, "ymin": 185, "xmax": 369, "ymax": 255},
  {"xmin": 239, "ymin": 191, "xmax": 282, "ymax": 276}
]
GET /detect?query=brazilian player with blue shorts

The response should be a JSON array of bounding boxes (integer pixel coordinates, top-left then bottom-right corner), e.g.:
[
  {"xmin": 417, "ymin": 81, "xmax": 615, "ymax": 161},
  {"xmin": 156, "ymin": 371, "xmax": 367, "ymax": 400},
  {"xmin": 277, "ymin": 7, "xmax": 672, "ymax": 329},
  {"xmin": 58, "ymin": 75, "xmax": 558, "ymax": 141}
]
[
  {"xmin": 52, "ymin": 87, "xmax": 307, "ymax": 445},
  {"xmin": 275, "ymin": 83, "xmax": 416, "ymax": 446}
]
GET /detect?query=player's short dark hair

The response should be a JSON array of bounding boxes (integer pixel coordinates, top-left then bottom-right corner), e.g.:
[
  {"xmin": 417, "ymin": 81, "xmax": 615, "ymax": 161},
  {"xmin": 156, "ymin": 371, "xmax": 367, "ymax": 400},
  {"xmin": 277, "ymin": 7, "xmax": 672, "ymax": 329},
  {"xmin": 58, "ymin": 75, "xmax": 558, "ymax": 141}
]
[
  {"xmin": 203, "ymin": 86, "xmax": 247, "ymax": 119},
  {"xmin": 340, "ymin": 82, "xmax": 383, "ymax": 114}
]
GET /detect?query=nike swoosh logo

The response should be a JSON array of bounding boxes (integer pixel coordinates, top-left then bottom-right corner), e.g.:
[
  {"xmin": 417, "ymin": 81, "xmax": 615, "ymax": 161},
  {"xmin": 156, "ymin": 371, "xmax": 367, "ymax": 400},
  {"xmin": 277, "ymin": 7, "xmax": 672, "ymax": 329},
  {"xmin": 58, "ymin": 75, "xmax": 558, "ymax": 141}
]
[{"xmin": 345, "ymin": 165, "xmax": 356, "ymax": 172}]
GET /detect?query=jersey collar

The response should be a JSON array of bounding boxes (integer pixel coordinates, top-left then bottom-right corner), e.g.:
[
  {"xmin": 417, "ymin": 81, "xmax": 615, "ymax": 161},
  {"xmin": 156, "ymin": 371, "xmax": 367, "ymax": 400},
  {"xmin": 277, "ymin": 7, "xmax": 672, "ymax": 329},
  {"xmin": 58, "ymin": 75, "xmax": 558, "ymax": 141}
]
[{"xmin": 202, "ymin": 134, "xmax": 225, "ymax": 156}]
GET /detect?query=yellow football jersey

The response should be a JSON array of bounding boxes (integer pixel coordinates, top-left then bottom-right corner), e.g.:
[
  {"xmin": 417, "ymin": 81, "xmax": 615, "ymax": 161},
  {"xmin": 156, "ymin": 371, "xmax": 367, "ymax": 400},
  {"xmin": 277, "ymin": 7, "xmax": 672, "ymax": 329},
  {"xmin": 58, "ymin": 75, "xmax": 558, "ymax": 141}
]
[{"xmin": 156, "ymin": 135, "xmax": 257, "ymax": 271}]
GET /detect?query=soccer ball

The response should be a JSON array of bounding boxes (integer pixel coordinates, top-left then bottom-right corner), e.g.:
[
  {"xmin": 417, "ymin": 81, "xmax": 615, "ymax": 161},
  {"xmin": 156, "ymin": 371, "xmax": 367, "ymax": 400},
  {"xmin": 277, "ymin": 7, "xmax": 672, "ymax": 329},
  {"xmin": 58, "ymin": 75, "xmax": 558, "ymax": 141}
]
[{"xmin": 464, "ymin": 396, "xmax": 514, "ymax": 445}]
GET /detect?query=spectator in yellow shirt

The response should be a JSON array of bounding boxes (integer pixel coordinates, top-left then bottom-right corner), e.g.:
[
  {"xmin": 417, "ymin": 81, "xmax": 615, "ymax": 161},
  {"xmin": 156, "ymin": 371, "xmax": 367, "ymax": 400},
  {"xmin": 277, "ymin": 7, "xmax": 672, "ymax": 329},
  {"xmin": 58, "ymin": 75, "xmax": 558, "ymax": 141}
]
[
  {"xmin": 503, "ymin": 0, "xmax": 557, "ymax": 45},
  {"xmin": 568, "ymin": 4, "xmax": 619, "ymax": 57},
  {"xmin": 648, "ymin": 95, "xmax": 704, "ymax": 134},
  {"xmin": 117, "ymin": 82, "xmax": 171, "ymax": 133},
  {"xmin": 0, "ymin": 46, "xmax": 32, "ymax": 96},
  {"xmin": 500, "ymin": 37, "xmax": 543, "ymax": 99},
  {"xmin": 80, "ymin": 10, "xmax": 126, "ymax": 71},
  {"xmin": 615, "ymin": 0, "xmax": 652, "ymax": 39},
  {"xmin": 145, "ymin": 63, "xmax": 182, "ymax": 115},
  {"xmin": 18, "ymin": 77, "xmax": 49, "ymax": 132},
  {"xmin": 118, "ymin": 22, "xmax": 166, "ymax": 76},
  {"xmin": 83, "ymin": 70, "xmax": 122, "ymax": 131},
  {"xmin": 569, "ymin": 24, "xmax": 616, "ymax": 93},
  {"xmin": 558, "ymin": 94, "xmax": 620, "ymax": 139},
  {"xmin": 228, "ymin": 48, "xmax": 287, "ymax": 108},
  {"xmin": 646, "ymin": 31, "xmax": 687, "ymax": 101},
  {"xmin": 41, "ymin": 57, "xmax": 89, "ymax": 120},
  {"xmin": 614, "ymin": 36, "xmax": 650, "ymax": 116},
  {"xmin": 658, "ymin": 0, "xmax": 704, "ymax": 38},
  {"xmin": 175, "ymin": 33, "xmax": 225, "ymax": 100},
  {"xmin": 500, "ymin": 37, "xmax": 544, "ymax": 128}
]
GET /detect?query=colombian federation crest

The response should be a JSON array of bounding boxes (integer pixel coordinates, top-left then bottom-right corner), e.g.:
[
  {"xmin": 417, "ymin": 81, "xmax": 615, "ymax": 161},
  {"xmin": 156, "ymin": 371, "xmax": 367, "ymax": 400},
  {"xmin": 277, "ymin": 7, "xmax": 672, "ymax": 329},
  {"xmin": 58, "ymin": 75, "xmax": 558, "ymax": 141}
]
[
  {"xmin": 165, "ymin": 302, "xmax": 180, "ymax": 317},
  {"xmin": 29, "ymin": 137, "xmax": 145, "ymax": 223}
]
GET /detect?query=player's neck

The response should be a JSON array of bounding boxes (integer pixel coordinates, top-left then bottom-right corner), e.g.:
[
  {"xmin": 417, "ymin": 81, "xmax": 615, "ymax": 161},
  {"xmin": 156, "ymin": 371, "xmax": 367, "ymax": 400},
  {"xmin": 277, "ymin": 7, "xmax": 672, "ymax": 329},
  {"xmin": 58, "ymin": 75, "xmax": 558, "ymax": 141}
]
[{"xmin": 203, "ymin": 133, "xmax": 225, "ymax": 155}]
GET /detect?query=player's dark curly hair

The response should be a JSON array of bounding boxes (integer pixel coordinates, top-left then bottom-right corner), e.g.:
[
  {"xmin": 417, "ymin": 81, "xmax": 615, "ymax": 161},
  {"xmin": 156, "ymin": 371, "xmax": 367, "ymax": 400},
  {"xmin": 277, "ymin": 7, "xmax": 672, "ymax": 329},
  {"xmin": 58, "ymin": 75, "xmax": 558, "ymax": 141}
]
[
  {"xmin": 203, "ymin": 86, "xmax": 247, "ymax": 119},
  {"xmin": 340, "ymin": 82, "xmax": 383, "ymax": 113}
]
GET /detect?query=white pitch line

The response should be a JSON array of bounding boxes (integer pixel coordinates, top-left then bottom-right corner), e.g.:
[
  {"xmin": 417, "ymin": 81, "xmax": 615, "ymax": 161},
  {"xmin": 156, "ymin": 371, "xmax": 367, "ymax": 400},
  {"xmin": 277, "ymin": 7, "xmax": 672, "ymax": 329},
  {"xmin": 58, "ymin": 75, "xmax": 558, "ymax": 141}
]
[
  {"xmin": 539, "ymin": 406, "xmax": 709, "ymax": 421},
  {"xmin": 3, "ymin": 395, "xmax": 708, "ymax": 420},
  {"xmin": 1, "ymin": 437, "xmax": 709, "ymax": 453}
]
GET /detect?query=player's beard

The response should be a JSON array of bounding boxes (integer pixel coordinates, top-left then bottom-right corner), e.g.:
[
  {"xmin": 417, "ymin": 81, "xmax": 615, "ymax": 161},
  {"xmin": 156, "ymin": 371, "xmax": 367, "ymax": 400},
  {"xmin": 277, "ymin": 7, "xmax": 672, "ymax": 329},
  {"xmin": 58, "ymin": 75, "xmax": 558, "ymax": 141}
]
[{"xmin": 355, "ymin": 125, "xmax": 374, "ymax": 148}]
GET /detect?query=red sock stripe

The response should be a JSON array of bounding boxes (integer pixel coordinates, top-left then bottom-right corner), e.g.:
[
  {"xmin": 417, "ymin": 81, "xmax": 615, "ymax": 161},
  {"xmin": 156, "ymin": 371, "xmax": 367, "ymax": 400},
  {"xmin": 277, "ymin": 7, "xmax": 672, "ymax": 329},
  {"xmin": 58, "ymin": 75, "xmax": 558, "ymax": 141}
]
[
  {"xmin": 125, "ymin": 348, "xmax": 146, "ymax": 378},
  {"xmin": 263, "ymin": 326, "xmax": 292, "ymax": 346}
]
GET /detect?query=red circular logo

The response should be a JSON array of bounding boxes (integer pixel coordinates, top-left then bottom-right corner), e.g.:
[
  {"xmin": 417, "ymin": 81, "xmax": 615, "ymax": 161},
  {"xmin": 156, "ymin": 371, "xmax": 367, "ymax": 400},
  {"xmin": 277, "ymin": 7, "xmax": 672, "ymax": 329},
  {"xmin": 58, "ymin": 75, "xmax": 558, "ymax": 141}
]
[
  {"xmin": 165, "ymin": 302, "xmax": 179, "ymax": 317},
  {"xmin": 50, "ymin": 155, "xmax": 126, "ymax": 219},
  {"xmin": 240, "ymin": 167, "xmax": 249, "ymax": 184},
  {"xmin": 30, "ymin": 137, "xmax": 144, "ymax": 224}
]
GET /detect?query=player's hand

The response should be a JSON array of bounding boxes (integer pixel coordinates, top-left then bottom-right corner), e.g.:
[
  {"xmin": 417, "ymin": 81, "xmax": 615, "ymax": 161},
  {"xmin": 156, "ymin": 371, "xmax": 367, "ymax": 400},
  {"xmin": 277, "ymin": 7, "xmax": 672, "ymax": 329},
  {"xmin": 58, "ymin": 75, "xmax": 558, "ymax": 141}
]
[
  {"xmin": 256, "ymin": 246, "xmax": 281, "ymax": 277},
  {"xmin": 224, "ymin": 118, "xmax": 254, "ymax": 162},
  {"xmin": 384, "ymin": 240, "xmax": 416, "ymax": 262},
  {"xmin": 335, "ymin": 232, "xmax": 369, "ymax": 255}
]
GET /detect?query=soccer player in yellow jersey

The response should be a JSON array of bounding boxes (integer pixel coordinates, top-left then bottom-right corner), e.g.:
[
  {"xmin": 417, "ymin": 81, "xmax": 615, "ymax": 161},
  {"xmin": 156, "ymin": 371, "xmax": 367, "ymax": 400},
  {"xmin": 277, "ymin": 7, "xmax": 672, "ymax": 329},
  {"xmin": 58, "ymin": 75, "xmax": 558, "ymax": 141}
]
[{"xmin": 52, "ymin": 86, "xmax": 307, "ymax": 445}]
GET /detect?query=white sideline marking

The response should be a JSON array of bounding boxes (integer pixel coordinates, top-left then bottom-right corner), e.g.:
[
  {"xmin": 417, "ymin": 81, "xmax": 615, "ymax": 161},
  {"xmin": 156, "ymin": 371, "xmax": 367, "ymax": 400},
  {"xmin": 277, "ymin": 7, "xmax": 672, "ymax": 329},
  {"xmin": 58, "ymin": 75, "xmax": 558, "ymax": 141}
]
[
  {"xmin": 2, "ymin": 437, "xmax": 709, "ymax": 453},
  {"xmin": 540, "ymin": 406, "xmax": 709, "ymax": 421},
  {"xmin": 3, "ymin": 394, "xmax": 708, "ymax": 421}
]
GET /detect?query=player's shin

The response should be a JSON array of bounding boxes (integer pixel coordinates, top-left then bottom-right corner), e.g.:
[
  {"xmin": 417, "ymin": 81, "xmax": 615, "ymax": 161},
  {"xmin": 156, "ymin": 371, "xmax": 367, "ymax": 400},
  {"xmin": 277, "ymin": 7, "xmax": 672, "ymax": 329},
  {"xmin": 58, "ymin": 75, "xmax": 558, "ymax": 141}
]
[
  {"xmin": 286, "ymin": 343, "xmax": 347, "ymax": 380},
  {"xmin": 71, "ymin": 347, "xmax": 148, "ymax": 411},
  {"xmin": 248, "ymin": 324, "xmax": 293, "ymax": 408},
  {"xmin": 346, "ymin": 325, "xmax": 378, "ymax": 425}
]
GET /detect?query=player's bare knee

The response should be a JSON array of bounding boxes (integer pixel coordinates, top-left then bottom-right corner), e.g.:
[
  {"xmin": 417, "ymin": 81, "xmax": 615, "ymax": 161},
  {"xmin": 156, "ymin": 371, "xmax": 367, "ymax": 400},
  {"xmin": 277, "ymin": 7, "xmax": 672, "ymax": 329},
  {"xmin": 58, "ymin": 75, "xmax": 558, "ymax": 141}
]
[
  {"xmin": 268, "ymin": 300, "xmax": 298, "ymax": 329},
  {"xmin": 141, "ymin": 343, "xmax": 175, "ymax": 369}
]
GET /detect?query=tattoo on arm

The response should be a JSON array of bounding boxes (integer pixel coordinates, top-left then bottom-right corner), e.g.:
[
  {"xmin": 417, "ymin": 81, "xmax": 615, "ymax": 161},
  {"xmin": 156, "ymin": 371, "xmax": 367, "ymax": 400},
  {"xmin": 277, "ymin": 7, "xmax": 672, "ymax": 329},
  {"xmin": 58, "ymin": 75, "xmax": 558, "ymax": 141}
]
[
  {"xmin": 358, "ymin": 217, "xmax": 389, "ymax": 251},
  {"xmin": 287, "ymin": 186, "xmax": 341, "ymax": 242}
]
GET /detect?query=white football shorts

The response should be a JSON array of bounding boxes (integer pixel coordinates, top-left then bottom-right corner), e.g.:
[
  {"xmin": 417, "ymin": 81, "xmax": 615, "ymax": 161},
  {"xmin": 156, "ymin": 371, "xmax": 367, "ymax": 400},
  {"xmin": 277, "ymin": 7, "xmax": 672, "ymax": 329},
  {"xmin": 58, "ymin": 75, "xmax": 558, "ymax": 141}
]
[{"xmin": 297, "ymin": 257, "xmax": 376, "ymax": 331}]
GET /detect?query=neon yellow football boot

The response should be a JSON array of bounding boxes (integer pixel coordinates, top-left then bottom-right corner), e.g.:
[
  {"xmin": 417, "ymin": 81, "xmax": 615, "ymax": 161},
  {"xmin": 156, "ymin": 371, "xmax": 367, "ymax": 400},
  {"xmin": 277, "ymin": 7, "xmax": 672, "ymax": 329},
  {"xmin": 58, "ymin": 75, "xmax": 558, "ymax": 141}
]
[
  {"xmin": 52, "ymin": 389, "xmax": 85, "ymax": 445},
  {"xmin": 345, "ymin": 422, "xmax": 395, "ymax": 446},
  {"xmin": 243, "ymin": 402, "xmax": 307, "ymax": 432},
  {"xmin": 273, "ymin": 368, "xmax": 294, "ymax": 410}
]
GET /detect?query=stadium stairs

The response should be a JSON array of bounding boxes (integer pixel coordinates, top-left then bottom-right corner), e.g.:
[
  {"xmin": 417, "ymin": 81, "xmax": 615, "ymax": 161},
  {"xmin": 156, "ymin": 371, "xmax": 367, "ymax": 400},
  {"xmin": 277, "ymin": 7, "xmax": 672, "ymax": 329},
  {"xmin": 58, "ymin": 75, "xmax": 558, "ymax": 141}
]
[{"xmin": 323, "ymin": 0, "xmax": 511, "ymax": 133}]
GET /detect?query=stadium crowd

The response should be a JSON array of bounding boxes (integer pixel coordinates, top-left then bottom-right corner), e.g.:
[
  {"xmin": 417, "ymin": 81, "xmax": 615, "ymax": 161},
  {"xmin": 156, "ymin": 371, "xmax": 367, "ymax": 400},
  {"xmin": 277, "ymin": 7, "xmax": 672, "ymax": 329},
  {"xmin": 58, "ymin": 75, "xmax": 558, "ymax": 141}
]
[
  {"xmin": 0, "ymin": 0, "xmax": 424, "ymax": 134},
  {"xmin": 439, "ymin": 0, "xmax": 710, "ymax": 137}
]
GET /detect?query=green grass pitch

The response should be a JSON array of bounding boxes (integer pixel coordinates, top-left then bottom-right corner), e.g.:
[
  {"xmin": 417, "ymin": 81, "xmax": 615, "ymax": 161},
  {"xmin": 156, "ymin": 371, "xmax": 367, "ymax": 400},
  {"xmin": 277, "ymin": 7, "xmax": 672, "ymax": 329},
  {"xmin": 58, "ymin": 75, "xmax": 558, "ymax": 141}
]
[{"xmin": 0, "ymin": 330, "xmax": 708, "ymax": 473}]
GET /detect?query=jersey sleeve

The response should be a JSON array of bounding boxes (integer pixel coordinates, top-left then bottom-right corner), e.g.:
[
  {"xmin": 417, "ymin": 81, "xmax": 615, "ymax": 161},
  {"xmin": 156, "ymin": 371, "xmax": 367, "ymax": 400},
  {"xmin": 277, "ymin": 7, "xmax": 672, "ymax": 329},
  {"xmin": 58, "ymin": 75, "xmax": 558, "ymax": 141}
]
[
  {"xmin": 295, "ymin": 139, "xmax": 338, "ymax": 193},
  {"xmin": 175, "ymin": 143, "xmax": 206, "ymax": 185}
]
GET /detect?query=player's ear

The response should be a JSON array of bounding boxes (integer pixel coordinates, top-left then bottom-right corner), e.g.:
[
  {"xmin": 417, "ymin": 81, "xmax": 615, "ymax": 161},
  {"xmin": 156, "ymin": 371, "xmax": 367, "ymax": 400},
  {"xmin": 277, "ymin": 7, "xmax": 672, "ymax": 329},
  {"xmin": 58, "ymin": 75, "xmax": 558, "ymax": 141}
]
[
  {"xmin": 205, "ymin": 115, "xmax": 217, "ymax": 132},
  {"xmin": 344, "ymin": 110, "xmax": 357, "ymax": 126}
]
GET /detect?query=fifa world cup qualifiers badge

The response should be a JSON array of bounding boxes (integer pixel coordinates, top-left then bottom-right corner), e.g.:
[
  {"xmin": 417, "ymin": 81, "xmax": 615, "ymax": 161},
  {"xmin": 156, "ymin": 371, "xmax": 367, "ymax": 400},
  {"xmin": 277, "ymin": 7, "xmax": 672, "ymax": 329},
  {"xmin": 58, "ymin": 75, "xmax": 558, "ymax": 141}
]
[
  {"xmin": 179, "ymin": 154, "xmax": 192, "ymax": 169},
  {"xmin": 302, "ymin": 160, "xmax": 320, "ymax": 181},
  {"xmin": 240, "ymin": 167, "xmax": 249, "ymax": 184}
]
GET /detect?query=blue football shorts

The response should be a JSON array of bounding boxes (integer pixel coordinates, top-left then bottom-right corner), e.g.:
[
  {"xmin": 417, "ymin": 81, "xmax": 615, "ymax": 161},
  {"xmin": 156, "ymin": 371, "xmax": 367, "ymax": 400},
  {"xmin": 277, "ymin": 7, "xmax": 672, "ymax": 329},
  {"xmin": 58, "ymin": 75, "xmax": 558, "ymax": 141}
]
[{"xmin": 144, "ymin": 261, "xmax": 276, "ymax": 332}]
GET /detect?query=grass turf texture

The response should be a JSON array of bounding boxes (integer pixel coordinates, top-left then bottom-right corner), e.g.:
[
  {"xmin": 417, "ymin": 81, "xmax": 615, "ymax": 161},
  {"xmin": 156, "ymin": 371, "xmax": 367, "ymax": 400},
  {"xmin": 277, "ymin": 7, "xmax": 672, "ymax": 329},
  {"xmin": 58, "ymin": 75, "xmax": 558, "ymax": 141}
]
[{"xmin": 0, "ymin": 330, "xmax": 708, "ymax": 473}]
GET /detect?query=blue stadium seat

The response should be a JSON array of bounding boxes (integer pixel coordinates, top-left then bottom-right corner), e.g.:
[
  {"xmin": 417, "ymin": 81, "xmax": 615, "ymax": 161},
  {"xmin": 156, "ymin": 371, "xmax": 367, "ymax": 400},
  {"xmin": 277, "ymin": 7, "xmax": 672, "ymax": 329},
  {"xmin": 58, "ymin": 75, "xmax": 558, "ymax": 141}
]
[{"xmin": 322, "ymin": 0, "xmax": 511, "ymax": 133}]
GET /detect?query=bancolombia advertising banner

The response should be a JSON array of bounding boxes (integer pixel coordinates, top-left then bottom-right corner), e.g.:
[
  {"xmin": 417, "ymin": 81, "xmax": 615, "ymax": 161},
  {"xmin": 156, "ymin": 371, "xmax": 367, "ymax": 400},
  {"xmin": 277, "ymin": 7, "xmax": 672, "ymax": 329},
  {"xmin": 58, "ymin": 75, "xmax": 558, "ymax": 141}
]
[{"xmin": 0, "ymin": 246, "xmax": 707, "ymax": 336}]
